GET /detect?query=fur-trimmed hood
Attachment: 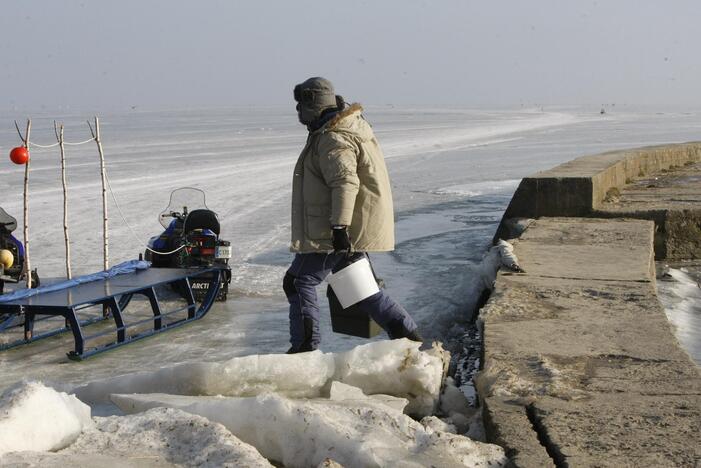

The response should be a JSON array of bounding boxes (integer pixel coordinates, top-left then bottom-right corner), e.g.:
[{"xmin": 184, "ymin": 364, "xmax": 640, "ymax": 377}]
[{"xmin": 314, "ymin": 103, "xmax": 363, "ymax": 133}]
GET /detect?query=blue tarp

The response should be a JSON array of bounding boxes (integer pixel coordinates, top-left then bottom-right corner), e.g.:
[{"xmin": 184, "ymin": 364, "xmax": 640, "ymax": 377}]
[{"xmin": 0, "ymin": 260, "xmax": 151, "ymax": 303}]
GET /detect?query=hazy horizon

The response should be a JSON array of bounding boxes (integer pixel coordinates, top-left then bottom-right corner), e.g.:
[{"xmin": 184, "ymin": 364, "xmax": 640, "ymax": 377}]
[{"xmin": 2, "ymin": 1, "xmax": 700, "ymax": 113}]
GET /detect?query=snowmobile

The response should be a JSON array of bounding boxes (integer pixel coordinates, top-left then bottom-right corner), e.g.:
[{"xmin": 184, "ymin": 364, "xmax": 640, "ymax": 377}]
[
  {"xmin": 144, "ymin": 187, "xmax": 232, "ymax": 301},
  {"xmin": 0, "ymin": 206, "xmax": 39, "ymax": 296}
]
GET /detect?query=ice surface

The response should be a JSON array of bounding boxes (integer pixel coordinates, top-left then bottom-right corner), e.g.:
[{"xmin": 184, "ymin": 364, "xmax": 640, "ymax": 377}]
[
  {"xmin": 378, "ymin": 110, "xmax": 589, "ymax": 159},
  {"xmin": 75, "ymin": 339, "xmax": 446, "ymax": 417},
  {"xmin": 111, "ymin": 391, "xmax": 507, "ymax": 468},
  {"xmin": 2, "ymin": 106, "xmax": 701, "ymax": 465},
  {"xmin": 1, "ymin": 407, "xmax": 272, "ymax": 467},
  {"xmin": 0, "ymin": 381, "xmax": 92, "ymax": 455},
  {"xmin": 429, "ymin": 179, "xmax": 521, "ymax": 197},
  {"xmin": 2, "ymin": 107, "xmax": 700, "ymax": 389},
  {"xmin": 657, "ymin": 266, "xmax": 701, "ymax": 364}
]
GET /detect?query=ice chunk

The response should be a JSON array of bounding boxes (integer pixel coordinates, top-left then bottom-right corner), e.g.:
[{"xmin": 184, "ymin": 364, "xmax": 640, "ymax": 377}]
[
  {"xmin": 75, "ymin": 340, "xmax": 448, "ymax": 417},
  {"xmin": 0, "ymin": 452, "xmax": 173, "ymax": 467},
  {"xmin": 111, "ymin": 392, "xmax": 507, "ymax": 468},
  {"xmin": 73, "ymin": 407, "xmax": 271, "ymax": 467},
  {"xmin": 0, "ymin": 381, "xmax": 92, "ymax": 455},
  {"xmin": 439, "ymin": 377, "xmax": 474, "ymax": 417},
  {"xmin": 420, "ymin": 415, "xmax": 457, "ymax": 433},
  {"xmin": 332, "ymin": 339, "xmax": 447, "ymax": 416},
  {"xmin": 496, "ymin": 239, "xmax": 524, "ymax": 272},
  {"xmin": 499, "ymin": 217, "xmax": 535, "ymax": 239},
  {"xmin": 1, "ymin": 407, "xmax": 272, "ymax": 468},
  {"xmin": 446, "ymin": 412, "xmax": 472, "ymax": 434},
  {"xmin": 329, "ymin": 381, "xmax": 409, "ymax": 413},
  {"xmin": 75, "ymin": 350, "xmax": 335, "ymax": 404},
  {"xmin": 317, "ymin": 459, "xmax": 344, "ymax": 468}
]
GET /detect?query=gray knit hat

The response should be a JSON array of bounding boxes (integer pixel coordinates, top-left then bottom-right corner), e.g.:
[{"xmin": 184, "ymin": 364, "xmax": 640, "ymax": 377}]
[{"xmin": 294, "ymin": 77, "xmax": 338, "ymax": 125}]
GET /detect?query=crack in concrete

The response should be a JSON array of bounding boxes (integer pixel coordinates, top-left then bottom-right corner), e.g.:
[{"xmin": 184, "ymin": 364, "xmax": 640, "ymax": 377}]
[
  {"xmin": 525, "ymin": 403, "xmax": 567, "ymax": 468},
  {"xmin": 528, "ymin": 274, "xmax": 651, "ymax": 283},
  {"xmin": 597, "ymin": 353, "xmax": 671, "ymax": 363}
]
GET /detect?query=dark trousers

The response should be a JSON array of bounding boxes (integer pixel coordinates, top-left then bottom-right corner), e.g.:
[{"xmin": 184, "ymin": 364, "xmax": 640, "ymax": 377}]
[{"xmin": 284, "ymin": 252, "xmax": 418, "ymax": 350}]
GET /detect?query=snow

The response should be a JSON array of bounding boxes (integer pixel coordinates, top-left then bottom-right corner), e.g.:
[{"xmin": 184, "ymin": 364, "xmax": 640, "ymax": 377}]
[
  {"xmin": 421, "ymin": 415, "xmax": 458, "ymax": 433},
  {"xmin": 0, "ymin": 342, "xmax": 504, "ymax": 466},
  {"xmin": 0, "ymin": 381, "xmax": 92, "ymax": 456},
  {"xmin": 439, "ymin": 377, "xmax": 474, "ymax": 418},
  {"xmin": 1, "ymin": 106, "xmax": 701, "ymax": 465},
  {"xmin": 75, "ymin": 339, "xmax": 447, "ymax": 417},
  {"xmin": 429, "ymin": 179, "xmax": 521, "ymax": 197},
  {"xmin": 378, "ymin": 110, "xmax": 590, "ymax": 159},
  {"xmin": 496, "ymin": 239, "xmax": 523, "ymax": 272},
  {"xmin": 110, "ymin": 391, "xmax": 507, "ymax": 467},
  {"xmin": 1, "ymin": 407, "xmax": 273, "ymax": 467}
]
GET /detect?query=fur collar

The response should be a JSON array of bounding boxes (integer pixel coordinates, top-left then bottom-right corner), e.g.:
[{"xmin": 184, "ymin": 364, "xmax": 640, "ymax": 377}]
[{"xmin": 321, "ymin": 103, "xmax": 363, "ymax": 131}]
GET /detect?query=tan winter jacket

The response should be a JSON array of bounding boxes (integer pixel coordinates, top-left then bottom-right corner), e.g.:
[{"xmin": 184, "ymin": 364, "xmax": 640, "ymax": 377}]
[{"xmin": 290, "ymin": 104, "xmax": 395, "ymax": 253}]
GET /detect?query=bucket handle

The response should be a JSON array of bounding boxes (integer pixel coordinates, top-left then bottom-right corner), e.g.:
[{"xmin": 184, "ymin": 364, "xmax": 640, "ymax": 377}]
[
  {"xmin": 343, "ymin": 249, "xmax": 383, "ymax": 287},
  {"xmin": 334, "ymin": 247, "xmax": 383, "ymax": 287}
]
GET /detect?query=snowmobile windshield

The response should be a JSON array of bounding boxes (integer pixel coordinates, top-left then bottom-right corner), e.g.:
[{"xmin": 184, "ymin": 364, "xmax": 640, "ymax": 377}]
[
  {"xmin": 0, "ymin": 207, "xmax": 18, "ymax": 233},
  {"xmin": 158, "ymin": 187, "xmax": 210, "ymax": 229}
]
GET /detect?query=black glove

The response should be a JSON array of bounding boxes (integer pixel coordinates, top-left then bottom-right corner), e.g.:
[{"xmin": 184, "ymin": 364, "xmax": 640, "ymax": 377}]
[{"xmin": 332, "ymin": 225, "xmax": 351, "ymax": 252}]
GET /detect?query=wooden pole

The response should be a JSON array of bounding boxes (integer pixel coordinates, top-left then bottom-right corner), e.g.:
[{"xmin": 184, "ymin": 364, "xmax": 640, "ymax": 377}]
[
  {"xmin": 94, "ymin": 117, "xmax": 109, "ymax": 270},
  {"xmin": 55, "ymin": 121, "xmax": 72, "ymax": 279},
  {"xmin": 20, "ymin": 120, "xmax": 32, "ymax": 288}
]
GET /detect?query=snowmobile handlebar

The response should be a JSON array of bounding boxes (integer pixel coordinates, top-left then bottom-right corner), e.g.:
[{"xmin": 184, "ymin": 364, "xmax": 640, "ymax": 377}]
[{"xmin": 160, "ymin": 211, "xmax": 186, "ymax": 221}]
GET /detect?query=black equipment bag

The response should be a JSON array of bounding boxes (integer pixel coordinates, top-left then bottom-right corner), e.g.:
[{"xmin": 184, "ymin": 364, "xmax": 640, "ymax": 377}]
[{"xmin": 326, "ymin": 253, "xmax": 383, "ymax": 338}]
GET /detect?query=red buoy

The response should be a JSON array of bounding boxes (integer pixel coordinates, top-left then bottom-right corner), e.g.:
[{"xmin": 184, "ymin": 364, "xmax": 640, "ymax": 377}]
[{"xmin": 9, "ymin": 147, "xmax": 29, "ymax": 165}]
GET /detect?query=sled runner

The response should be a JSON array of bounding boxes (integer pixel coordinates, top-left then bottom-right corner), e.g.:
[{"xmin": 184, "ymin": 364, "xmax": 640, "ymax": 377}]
[{"xmin": 0, "ymin": 262, "xmax": 225, "ymax": 360}]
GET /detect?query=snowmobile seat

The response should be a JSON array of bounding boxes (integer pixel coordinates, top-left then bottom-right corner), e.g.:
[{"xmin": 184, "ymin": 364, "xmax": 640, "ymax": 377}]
[
  {"xmin": 0, "ymin": 208, "xmax": 17, "ymax": 234},
  {"xmin": 183, "ymin": 209, "xmax": 220, "ymax": 236}
]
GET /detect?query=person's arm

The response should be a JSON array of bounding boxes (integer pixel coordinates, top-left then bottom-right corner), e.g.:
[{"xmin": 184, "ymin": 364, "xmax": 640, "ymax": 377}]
[{"xmin": 317, "ymin": 133, "xmax": 360, "ymax": 228}]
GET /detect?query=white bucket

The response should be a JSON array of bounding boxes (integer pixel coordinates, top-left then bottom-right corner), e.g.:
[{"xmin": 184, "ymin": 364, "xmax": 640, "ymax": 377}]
[{"xmin": 327, "ymin": 257, "xmax": 380, "ymax": 309}]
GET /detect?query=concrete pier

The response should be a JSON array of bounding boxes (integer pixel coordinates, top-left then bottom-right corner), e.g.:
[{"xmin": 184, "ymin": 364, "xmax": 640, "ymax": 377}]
[
  {"xmin": 479, "ymin": 143, "xmax": 701, "ymax": 467},
  {"xmin": 495, "ymin": 142, "xmax": 701, "ymax": 260}
]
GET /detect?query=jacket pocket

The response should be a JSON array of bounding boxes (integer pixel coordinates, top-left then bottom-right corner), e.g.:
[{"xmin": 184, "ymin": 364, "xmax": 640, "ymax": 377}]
[{"xmin": 305, "ymin": 204, "xmax": 332, "ymax": 240}]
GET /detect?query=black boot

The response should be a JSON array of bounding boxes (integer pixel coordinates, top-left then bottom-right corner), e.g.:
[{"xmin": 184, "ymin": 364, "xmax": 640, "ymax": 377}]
[
  {"xmin": 286, "ymin": 317, "xmax": 316, "ymax": 354},
  {"xmin": 286, "ymin": 342, "xmax": 314, "ymax": 354},
  {"xmin": 404, "ymin": 328, "xmax": 424, "ymax": 343},
  {"xmin": 387, "ymin": 318, "xmax": 423, "ymax": 342}
]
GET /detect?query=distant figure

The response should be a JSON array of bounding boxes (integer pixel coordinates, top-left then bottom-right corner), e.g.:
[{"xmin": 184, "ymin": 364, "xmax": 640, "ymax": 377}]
[
  {"xmin": 600, "ymin": 107, "xmax": 606, "ymax": 115},
  {"xmin": 284, "ymin": 77, "xmax": 422, "ymax": 353}
]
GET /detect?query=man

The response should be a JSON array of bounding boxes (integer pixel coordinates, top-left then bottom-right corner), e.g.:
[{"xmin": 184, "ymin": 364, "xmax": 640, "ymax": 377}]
[{"xmin": 284, "ymin": 76, "xmax": 422, "ymax": 353}]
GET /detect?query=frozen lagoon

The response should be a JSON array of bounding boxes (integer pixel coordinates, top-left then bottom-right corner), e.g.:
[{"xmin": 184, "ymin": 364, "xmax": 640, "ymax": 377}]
[
  {"xmin": 0, "ymin": 106, "xmax": 700, "ymax": 465},
  {"xmin": 1, "ymin": 106, "xmax": 700, "ymax": 384}
]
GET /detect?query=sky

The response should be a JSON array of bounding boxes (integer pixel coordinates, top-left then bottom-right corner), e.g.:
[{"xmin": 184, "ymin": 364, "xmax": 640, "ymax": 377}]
[{"xmin": 1, "ymin": 0, "xmax": 699, "ymax": 112}]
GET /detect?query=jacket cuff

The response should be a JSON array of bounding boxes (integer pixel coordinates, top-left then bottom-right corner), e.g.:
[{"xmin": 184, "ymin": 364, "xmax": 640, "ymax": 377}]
[{"xmin": 331, "ymin": 207, "xmax": 354, "ymax": 227}]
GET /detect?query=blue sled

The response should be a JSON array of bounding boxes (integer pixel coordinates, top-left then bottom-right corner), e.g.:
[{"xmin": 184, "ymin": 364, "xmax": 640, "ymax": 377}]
[{"xmin": 0, "ymin": 263, "xmax": 224, "ymax": 360}]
